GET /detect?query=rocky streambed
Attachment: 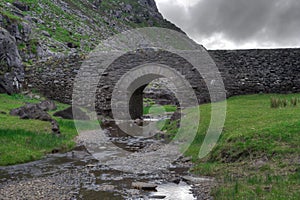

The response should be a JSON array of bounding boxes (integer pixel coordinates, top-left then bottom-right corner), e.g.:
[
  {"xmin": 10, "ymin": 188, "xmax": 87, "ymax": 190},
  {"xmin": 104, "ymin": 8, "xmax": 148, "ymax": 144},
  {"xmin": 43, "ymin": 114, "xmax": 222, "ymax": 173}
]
[{"xmin": 0, "ymin": 121, "xmax": 215, "ymax": 200}]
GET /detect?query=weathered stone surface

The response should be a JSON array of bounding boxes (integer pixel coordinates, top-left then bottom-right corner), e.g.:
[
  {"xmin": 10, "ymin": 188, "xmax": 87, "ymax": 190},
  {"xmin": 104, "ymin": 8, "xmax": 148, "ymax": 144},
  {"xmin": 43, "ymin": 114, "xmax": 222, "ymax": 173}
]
[
  {"xmin": 0, "ymin": 27, "xmax": 24, "ymax": 94},
  {"xmin": 132, "ymin": 182, "xmax": 157, "ymax": 190},
  {"xmin": 182, "ymin": 176, "xmax": 214, "ymax": 184},
  {"xmin": 98, "ymin": 184, "xmax": 115, "ymax": 192},
  {"xmin": 10, "ymin": 103, "xmax": 52, "ymax": 121},
  {"xmin": 13, "ymin": 1, "xmax": 30, "ymax": 11},
  {"xmin": 209, "ymin": 49, "xmax": 300, "ymax": 96},
  {"xmin": 51, "ymin": 120, "xmax": 61, "ymax": 135},
  {"xmin": 25, "ymin": 47, "xmax": 300, "ymax": 119},
  {"xmin": 38, "ymin": 100, "xmax": 57, "ymax": 111},
  {"xmin": 144, "ymin": 85, "xmax": 178, "ymax": 106},
  {"xmin": 41, "ymin": 30, "xmax": 51, "ymax": 37},
  {"xmin": 53, "ymin": 106, "xmax": 89, "ymax": 120}
]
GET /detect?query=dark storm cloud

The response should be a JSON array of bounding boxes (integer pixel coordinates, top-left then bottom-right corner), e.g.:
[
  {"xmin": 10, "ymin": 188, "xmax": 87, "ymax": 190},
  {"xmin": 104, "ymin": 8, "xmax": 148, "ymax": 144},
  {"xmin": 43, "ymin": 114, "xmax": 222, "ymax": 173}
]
[{"xmin": 157, "ymin": 0, "xmax": 300, "ymax": 49}]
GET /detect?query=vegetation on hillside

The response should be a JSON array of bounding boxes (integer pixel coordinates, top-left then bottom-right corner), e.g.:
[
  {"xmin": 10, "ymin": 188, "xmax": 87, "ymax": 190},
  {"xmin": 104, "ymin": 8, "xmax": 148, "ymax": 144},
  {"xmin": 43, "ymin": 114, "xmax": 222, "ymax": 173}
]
[{"xmin": 0, "ymin": 0, "xmax": 180, "ymax": 56}]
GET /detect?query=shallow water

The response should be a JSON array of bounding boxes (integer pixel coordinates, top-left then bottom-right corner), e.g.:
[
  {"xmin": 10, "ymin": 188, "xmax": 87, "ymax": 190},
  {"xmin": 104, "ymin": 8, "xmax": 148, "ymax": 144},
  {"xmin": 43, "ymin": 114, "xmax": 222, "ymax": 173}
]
[
  {"xmin": 0, "ymin": 119, "xmax": 197, "ymax": 199},
  {"xmin": 150, "ymin": 182, "xmax": 195, "ymax": 200}
]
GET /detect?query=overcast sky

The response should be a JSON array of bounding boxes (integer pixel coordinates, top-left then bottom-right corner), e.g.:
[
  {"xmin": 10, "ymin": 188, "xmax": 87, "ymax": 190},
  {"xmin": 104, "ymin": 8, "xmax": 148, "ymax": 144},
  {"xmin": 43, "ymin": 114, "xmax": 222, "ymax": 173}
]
[{"xmin": 156, "ymin": 0, "xmax": 300, "ymax": 50}]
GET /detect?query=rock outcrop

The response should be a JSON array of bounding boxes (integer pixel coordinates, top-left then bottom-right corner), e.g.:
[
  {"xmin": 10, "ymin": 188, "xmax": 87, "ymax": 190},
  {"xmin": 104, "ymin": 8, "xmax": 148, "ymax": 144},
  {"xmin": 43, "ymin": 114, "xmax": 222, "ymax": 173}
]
[
  {"xmin": 0, "ymin": 27, "xmax": 24, "ymax": 94},
  {"xmin": 0, "ymin": 0, "xmax": 181, "ymax": 62}
]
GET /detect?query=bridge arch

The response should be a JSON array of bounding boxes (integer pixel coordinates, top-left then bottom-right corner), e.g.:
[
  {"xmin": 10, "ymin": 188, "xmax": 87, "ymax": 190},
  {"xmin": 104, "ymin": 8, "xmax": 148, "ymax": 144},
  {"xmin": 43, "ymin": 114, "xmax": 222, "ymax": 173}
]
[
  {"xmin": 73, "ymin": 28, "xmax": 226, "ymax": 122},
  {"xmin": 96, "ymin": 48, "xmax": 208, "ymax": 119}
]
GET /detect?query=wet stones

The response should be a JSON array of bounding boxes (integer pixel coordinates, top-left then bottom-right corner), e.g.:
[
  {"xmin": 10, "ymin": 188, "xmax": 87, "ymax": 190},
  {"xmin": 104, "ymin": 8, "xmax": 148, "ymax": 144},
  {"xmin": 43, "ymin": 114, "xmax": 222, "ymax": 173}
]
[
  {"xmin": 149, "ymin": 195, "xmax": 167, "ymax": 199},
  {"xmin": 182, "ymin": 176, "xmax": 214, "ymax": 184},
  {"xmin": 132, "ymin": 182, "xmax": 157, "ymax": 190},
  {"xmin": 134, "ymin": 118, "xmax": 143, "ymax": 126}
]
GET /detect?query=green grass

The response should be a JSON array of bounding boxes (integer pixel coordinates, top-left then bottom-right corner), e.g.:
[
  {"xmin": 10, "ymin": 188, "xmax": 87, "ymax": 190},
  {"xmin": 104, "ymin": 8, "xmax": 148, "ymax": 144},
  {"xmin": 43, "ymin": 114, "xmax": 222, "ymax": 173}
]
[
  {"xmin": 0, "ymin": 94, "xmax": 100, "ymax": 166},
  {"xmin": 143, "ymin": 104, "xmax": 177, "ymax": 115},
  {"xmin": 0, "ymin": 129, "xmax": 75, "ymax": 165},
  {"xmin": 163, "ymin": 93, "xmax": 300, "ymax": 199},
  {"xmin": 0, "ymin": 10, "xmax": 22, "ymax": 21}
]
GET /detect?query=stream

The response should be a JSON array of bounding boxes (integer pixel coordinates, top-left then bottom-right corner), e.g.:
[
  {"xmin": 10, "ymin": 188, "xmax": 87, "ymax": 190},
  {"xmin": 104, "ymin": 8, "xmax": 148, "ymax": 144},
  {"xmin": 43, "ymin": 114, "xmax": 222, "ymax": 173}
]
[{"xmin": 0, "ymin": 119, "xmax": 213, "ymax": 199}]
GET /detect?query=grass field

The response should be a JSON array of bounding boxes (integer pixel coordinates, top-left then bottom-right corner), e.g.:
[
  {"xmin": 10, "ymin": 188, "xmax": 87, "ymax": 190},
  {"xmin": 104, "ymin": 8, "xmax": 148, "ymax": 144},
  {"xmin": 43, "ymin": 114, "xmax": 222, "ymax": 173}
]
[
  {"xmin": 0, "ymin": 94, "xmax": 99, "ymax": 166},
  {"xmin": 143, "ymin": 104, "xmax": 177, "ymax": 115},
  {"xmin": 1, "ymin": 93, "xmax": 299, "ymax": 199},
  {"xmin": 164, "ymin": 93, "xmax": 300, "ymax": 199}
]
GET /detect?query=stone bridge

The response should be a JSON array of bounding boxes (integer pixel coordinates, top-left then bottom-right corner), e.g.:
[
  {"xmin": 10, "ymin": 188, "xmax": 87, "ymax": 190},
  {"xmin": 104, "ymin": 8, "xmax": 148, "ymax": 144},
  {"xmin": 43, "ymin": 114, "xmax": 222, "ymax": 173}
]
[{"xmin": 25, "ymin": 29, "xmax": 300, "ymax": 119}]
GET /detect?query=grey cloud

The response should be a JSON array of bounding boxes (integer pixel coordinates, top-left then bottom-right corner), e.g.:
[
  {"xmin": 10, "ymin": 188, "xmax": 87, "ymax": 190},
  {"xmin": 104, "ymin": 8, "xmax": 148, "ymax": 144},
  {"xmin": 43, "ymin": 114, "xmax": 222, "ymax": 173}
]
[{"xmin": 157, "ymin": 0, "xmax": 300, "ymax": 49}]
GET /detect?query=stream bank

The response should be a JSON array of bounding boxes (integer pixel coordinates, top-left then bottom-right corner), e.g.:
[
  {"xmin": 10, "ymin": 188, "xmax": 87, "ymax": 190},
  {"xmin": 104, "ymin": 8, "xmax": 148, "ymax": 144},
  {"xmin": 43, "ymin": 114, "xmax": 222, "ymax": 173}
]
[{"xmin": 0, "ymin": 120, "xmax": 215, "ymax": 199}]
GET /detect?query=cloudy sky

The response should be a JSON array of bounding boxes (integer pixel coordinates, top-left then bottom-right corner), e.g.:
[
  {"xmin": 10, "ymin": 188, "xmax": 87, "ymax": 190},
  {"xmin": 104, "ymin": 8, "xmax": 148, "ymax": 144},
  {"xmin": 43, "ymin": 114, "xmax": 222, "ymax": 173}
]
[{"xmin": 156, "ymin": 0, "xmax": 300, "ymax": 49}]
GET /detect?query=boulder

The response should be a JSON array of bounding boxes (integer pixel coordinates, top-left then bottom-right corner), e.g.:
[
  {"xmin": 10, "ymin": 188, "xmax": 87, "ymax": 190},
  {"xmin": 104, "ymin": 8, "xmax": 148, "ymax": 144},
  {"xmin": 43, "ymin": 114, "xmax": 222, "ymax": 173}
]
[
  {"xmin": 54, "ymin": 106, "xmax": 89, "ymax": 120},
  {"xmin": 10, "ymin": 103, "xmax": 60, "ymax": 135},
  {"xmin": 38, "ymin": 100, "xmax": 57, "ymax": 111},
  {"xmin": 0, "ymin": 27, "xmax": 24, "ymax": 94},
  {"xmin": 51, "ymin": 120, "xmax": 60, "ymax": 135},
  {"xmin": 10, "ymin": 103, "xmax": 52, "ymax": 121}
]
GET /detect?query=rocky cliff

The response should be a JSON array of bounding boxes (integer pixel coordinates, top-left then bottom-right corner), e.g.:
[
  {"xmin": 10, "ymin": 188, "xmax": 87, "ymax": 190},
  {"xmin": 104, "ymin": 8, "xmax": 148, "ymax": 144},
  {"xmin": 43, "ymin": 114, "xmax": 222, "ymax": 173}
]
[{"xmin": 0, "ymin": 0, "xmax": 181, "ymax": 94}]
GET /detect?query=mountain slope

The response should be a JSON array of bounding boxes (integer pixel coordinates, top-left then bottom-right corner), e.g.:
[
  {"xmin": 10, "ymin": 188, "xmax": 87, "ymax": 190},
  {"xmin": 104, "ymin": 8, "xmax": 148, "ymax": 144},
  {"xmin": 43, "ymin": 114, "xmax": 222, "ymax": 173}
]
[
  {"xmin": 0, "ymin": 0, "xmax": 183, "ymax": 94},
  {"xmin": 0, "ymin": 0, "xmax": 182, "ymax": 61}
]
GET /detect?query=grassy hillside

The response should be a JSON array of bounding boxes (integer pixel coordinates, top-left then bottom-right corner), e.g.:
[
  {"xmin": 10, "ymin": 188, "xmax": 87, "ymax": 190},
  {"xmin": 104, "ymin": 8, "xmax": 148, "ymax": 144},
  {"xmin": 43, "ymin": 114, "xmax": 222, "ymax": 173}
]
[
  {"xmin": 164, "ymin": 94, "xmax": 300, "ymax": 199},
  {"xmin": 0, "ymin": 0, "xmax": 180, "ymax": 57}
]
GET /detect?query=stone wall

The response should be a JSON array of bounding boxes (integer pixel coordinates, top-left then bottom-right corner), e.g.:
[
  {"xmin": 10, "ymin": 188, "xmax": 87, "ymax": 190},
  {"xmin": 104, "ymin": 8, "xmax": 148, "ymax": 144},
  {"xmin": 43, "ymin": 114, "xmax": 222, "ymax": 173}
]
[
  {"xmin": 209, "ymin": 48, "xmax": 300, "ymax": 97},
  {"xmin": 25, "ymin": 55, "xmax": 83, "ymax": 104},
  {"xmin": 26, "ymin": 48, "xmax": 300, "ymax": 116}
]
